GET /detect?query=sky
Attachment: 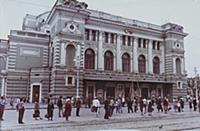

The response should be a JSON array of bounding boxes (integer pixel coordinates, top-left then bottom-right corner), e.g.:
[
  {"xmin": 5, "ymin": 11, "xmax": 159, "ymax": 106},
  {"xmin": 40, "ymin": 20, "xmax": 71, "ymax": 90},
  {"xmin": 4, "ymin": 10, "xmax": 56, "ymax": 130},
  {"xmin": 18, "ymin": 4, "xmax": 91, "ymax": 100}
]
[{"xmin": 0, "ymin": 0, "xmax": 200, "ymax": 77}]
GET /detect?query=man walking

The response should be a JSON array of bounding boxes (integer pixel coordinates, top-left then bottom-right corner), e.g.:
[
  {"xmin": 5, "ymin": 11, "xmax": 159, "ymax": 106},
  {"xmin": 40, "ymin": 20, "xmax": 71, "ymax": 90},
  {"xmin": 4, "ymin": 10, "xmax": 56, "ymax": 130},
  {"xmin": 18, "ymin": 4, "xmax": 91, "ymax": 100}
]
[
  {"xmin": 16, "ymin": 98, "xmax": 25, "ymax": 124},
  {"xmin": 163, "ymin": 97, "xmax": 169, "ymax": 114},
  {"xmin": 0, "ymin": 96, "xmax": 6, "ymax": 121},
  {"xmin": 57, "ymin": 96, "xmax": 63, "ymax": 117},
  {"xmin": 127, "ymin": 98, "xmax": 133, "ymax": 113},
  {"xmin": 104, "ymin": 98, "xmax": 110, "ymax": 119},
  {"xmin": 92, "ymin": 97, "xmax": 101, "ymax": 117},
  {"xmin": 76, "ymin": 97, "xmax": 81, "ymax": 117}
]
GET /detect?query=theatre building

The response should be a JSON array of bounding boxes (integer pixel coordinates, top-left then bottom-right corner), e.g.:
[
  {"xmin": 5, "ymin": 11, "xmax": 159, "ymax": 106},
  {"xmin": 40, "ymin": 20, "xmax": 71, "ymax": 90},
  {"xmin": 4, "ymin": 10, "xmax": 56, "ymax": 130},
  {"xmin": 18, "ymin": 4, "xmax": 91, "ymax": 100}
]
[{"xmin": 0, "ymin": 0, "xmax": 188, "ymax": 102}]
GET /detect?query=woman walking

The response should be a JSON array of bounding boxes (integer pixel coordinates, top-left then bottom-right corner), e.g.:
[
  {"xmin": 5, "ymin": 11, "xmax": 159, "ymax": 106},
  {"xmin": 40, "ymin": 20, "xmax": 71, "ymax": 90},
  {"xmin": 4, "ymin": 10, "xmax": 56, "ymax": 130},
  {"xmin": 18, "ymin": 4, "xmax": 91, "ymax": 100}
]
[
  {"xmin": 46, "ymin": 98, "xmax": 54, "ymax": 121},
  {"xmin": 148, "ymin": 99, "xmax": 153, "ymax": 116},
  {"xmin": 33, "ymin": 100, "xmax": 42, "ymax": 120},
  {"xmin": 64, "ymin": 99, "xmax": 72, "ymax": 121}
]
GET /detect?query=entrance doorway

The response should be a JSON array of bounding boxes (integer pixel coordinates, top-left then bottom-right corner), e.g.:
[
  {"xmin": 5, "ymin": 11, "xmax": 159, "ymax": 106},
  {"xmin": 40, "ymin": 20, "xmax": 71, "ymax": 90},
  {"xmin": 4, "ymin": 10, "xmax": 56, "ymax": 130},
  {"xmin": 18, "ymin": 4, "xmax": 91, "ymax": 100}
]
[
  {"xmin": 106, "ymin": 87, "xmax": 115, "ymax": 98},
  {"xmin": 141, "ymin": 88, "xmax": 148, "ymax": 98},
  {"xmin": 32, "ymin": 85, "xmax": 40, "ymax": 103},
  {"xmin": 88, "ymin": 86, "xmax": 94, "ymax": 99},
  {"xmin": 125, "ymin": 87, "xmax": 130, "ymax": 98}
]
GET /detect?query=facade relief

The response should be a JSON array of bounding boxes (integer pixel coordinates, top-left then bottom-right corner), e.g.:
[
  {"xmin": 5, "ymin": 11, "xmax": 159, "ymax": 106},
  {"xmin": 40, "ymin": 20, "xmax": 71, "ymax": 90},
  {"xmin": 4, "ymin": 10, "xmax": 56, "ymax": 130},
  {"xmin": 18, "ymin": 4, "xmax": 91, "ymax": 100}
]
[
  {"xmin": 62, "ymin": 21, "xmax": 82, "ymax": 35},
  {"xmin": 57, "ymin": 0, "xmax": 88, "ymax": 9}
]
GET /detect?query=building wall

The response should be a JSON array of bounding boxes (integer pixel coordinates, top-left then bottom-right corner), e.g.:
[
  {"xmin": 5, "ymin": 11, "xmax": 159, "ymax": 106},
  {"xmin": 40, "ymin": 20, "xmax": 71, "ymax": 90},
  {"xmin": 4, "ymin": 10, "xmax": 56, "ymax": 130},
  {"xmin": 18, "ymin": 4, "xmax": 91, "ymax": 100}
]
[
  {"xmin": 5, "ymin": 30, "xmax": 50, "ymax": 98},
  {"xmin": 1, "ymin": 0, "xmax": 188, "ymax": 100}
]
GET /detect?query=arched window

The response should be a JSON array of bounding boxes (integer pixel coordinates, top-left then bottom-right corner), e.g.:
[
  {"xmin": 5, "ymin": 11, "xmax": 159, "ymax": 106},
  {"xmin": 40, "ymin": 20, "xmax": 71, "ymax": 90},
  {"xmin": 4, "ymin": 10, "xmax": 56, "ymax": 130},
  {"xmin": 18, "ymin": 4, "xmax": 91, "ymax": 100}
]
[
  {"xmin": 138, "ymin": 55, "xmax": 146, "ymax": 73},
  {"xmin": 122, "ymin": 53, "xmax": 130, "ymax": 72},
  {"xmin": 176, "ymin": 58, "xmax": 181, "ymax": 74},
  {"xmin": 66, "ymin": 45, "xmax": 75, "ymax": 67},
  {"xmin": 104, "ymin": 51, "xmax": 113, "ymax": 71},
  {"xmin": 84, "ymin": 49, "xmax": 95, "ymax": 69},
  {"xmin": 153, "ymin": 56, "xmax": 160, "ymax": 74}
]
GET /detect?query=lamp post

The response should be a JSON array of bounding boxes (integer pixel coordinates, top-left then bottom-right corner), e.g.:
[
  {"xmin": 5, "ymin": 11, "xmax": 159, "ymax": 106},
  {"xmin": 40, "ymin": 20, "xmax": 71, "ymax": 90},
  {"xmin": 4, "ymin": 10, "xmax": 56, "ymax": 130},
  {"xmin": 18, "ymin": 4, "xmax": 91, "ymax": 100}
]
[{"xmin": 76, "ymin": 56, "xmax": 80, "ymax": 98}]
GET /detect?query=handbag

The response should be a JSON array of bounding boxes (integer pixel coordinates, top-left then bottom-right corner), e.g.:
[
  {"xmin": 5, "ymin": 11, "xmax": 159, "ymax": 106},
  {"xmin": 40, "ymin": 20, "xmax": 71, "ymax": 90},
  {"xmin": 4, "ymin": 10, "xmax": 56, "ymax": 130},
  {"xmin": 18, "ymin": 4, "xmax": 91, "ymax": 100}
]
[
  {"xmin": 33, "ymin": 113, "xmax": 37, "ymax": 118},
  {"xmin": 45, "ymin": 114, "xmax": 49, "ymax": 118},
  {"xmin": 63, "ymin": 111, "xmax": 66, "ymax": 117},
  {"xmin": 91, "ymin": 106, "xmax": 96, "ymax": 112}
]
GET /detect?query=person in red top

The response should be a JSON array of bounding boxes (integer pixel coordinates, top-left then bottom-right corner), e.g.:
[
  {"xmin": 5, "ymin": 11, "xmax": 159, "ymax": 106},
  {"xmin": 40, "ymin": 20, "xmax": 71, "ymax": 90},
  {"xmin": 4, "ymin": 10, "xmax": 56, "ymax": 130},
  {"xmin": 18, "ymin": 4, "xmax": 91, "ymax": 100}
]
[{"xmin": 64, "ymin": 99, "xmax": 72, "ymax": 121}]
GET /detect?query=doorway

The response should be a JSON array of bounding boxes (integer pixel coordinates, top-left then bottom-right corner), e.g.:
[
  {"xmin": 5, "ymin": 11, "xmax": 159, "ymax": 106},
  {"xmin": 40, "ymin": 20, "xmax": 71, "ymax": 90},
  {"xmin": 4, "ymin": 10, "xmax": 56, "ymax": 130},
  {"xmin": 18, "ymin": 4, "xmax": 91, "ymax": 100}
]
[
  {"xmin": 106, "ymin": 87, "xmax": 115, "ymax": 98},
  {"xmin": 125, "ymin": 87, "xmax": 130, "ymax": 98},
  {"xmin": 32, "ymin": 85, "xmax": 40, "ymax": 103},
  {"xmin": 141, "ymin": 88, "xmax": 148, "ymax": 98}
]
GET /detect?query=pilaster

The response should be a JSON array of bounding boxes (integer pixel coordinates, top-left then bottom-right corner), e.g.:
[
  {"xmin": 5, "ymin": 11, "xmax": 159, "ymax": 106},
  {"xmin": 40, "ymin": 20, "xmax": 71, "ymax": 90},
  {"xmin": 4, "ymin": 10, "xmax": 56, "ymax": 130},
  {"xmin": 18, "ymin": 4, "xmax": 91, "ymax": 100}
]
[
  {"xmin": 173, "ymin": 57, "xmax": 176, "ymax": 74},
  {"xmin": 148, "ymin": 40, "xmax": 153, "ymax": 74},
  {"xmin": 161, "ymin": 42, "xmax": 165, "ymax": 74},
  {"xmin": 60, "ymin": 42, "xmax": 66, "ymax": 65},
  {"xmin": 98, "ymin": 31, "xmax": 103, "ymax": 70},
  {"xmin": 133, "ymin": 37, "xmax": 138, "ymax": 73},
  {"xmin": 53, "ymin": 41, "xmax": 61, "ymax": 66},
  {"xmin": 116, "ymin": 34, "xmax": 122, "ymax": 72}
]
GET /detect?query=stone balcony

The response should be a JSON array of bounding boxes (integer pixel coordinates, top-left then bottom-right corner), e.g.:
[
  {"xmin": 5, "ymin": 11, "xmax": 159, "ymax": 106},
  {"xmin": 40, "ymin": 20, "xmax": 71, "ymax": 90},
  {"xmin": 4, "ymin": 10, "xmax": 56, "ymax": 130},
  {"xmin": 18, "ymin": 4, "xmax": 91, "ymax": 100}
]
[{"xmin": 83, "ymin": 69, "xmax": 169, "ymax": 83}]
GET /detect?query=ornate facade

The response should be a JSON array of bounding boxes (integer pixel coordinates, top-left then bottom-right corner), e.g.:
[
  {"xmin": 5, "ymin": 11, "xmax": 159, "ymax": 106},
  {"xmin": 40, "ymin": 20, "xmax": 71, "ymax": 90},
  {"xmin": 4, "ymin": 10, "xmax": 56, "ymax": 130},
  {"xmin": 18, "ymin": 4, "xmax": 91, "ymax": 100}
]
[{"xmin": 0, "ymin": 0, "xmax": 188, "ymax": 102}]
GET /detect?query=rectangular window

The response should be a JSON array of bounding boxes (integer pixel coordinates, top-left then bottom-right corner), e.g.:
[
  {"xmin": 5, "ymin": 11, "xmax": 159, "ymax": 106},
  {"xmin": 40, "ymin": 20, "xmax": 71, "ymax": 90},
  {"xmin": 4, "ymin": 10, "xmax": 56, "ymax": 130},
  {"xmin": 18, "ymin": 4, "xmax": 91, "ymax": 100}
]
[
  {"xmin": 138, "ymin": 38, "xmax": 141, "ymax": 48},
  {"xmin": 92, "ymin": 30, "xmax": 96, "ymax": 41},
  {"xmin": 152, "ymin": 41, "xmax": 156, "ymax": 50},
  {"xmin": 122, "ymin": 35, "xmax": 126, "ymax": 45},
  {"xmin": 85, "ymin": 29, "xmax": 90, "ymax": 40},
  {"xmin": 177, "ymin": 81, "xmax": 182, "ymax": 89},
  {"xmin": 143, "ymin": 39, "xmax": 147, "ymax": 48},
  {"xmin": 110, "ymin": 33, "xmax": 114, "ymax": 44},
  {"xmin": 127, "ymin": 36, "xmax": 131, "ymax": 46},
  {"xmin": 68, "ymin": 77, "xmax": 72, "ymax": 85},
  {"xmin": 105, "ymin": 32, "xmax": 109, "ymax": 43},
  {"xmin": 157, "ymin": 42, "xmax": 160, "ymax": 50}
]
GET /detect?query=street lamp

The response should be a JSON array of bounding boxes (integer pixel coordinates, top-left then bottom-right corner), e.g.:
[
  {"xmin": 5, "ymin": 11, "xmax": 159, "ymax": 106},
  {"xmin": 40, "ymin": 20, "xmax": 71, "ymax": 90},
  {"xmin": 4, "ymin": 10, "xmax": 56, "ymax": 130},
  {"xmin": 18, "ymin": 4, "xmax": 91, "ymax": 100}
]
[{"xmin": 76, "ymin": 55, "xmax": 80, "ymax": 98}]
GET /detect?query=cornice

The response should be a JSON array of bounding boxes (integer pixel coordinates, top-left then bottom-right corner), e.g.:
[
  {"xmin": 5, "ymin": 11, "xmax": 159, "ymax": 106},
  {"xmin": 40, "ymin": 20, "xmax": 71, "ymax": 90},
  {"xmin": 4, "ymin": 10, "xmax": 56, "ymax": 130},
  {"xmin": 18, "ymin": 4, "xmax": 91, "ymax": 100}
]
[
  {"xmin": 87, "ymin": 17, "xmax": 164, "ymax": 38},
  {"xmin": 8, "ymin": 35, "xmax": 50, "ymax": 46}
]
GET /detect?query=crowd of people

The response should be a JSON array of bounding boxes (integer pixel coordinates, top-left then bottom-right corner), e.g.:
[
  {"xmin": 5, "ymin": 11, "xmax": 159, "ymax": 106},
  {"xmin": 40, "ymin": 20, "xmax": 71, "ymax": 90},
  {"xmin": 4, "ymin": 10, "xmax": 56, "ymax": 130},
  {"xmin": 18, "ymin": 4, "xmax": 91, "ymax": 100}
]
[{"xmin": 0, "ymin": 95, "xmax": 200, "ymax": 124}]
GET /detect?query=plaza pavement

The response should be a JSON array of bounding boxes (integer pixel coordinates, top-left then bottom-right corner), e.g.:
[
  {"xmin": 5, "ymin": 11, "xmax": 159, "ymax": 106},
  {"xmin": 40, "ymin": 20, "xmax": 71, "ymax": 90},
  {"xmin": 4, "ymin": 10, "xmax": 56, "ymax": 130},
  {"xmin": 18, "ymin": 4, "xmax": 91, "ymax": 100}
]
[{"xmin": 1, "ymin": 103, "xmax": 200, "ymax": 131}]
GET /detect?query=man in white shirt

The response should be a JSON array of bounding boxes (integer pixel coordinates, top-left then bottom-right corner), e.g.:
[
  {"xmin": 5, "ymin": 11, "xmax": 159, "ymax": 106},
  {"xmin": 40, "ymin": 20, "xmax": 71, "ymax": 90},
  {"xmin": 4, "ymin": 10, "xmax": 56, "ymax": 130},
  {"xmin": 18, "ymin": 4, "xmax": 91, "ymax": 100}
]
[{"xmin": 92, "ymin": 97, "xmax": 100, "ymax": 117}]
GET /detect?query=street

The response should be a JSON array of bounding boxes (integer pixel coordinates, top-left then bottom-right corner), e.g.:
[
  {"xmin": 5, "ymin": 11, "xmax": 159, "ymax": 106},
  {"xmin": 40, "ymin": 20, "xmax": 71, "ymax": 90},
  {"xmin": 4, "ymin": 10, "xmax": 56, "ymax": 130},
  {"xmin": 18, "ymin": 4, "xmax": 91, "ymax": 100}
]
[{"xmin": 1, "ymin": 104, "xmax": 200, "ymax": 131}]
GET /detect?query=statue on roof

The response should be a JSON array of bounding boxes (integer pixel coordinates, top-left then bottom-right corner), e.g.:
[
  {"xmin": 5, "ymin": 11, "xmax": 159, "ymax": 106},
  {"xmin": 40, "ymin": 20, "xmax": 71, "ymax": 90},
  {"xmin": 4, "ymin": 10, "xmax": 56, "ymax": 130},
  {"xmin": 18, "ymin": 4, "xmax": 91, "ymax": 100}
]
[{"xmin": 57, "ymin": 0, "xmax": 88, "ymax": 9}]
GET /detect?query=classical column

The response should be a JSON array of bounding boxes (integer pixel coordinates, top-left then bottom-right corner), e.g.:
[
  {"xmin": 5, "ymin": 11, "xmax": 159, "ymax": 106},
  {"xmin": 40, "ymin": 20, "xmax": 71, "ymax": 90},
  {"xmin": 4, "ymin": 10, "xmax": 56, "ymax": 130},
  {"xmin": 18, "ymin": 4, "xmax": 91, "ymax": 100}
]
[
  {"xmin": 76, "ymin": 44, "xmax": 81, "ymax": 60},
  {"xmin": 93, "ymin": 86, "xmax": 96, "ymax": 98},
  {"xmin": 160, "ymin": 42, "xmax": 165, "ymax": 74},
  {"xmin": 108, "ymin": 33, "xmax": 111, "ymax": 43},
  {"xmin": 133, "ymin": 37, "xmax": 138, "ymax": 73},
  {"xmin": 173, "ymin": 57, "xmax": 176, "ymax": 74},
  {"xmin": 125, "ymin": 36, "xmax": 128, "ymax": 46},
  {"xmin": 89, "ymin": 29, "xmax": 92, "ymax": 41},
  {"xmin": 148, "ymin": 40, "xmax": 153, "ymax": 74},
  {"xmin": 98, "ymin": 31, "xmax": 104, "ymax": 70},
  {"xmin": 60, "ymin": 42, "xmax": 66, "ymax": 65},
  {"xmin": 130, "ymin": 37, "xmax": 133, "ymax": 72},
  {"xmin": 104, "ymin": 88, "xmax": 107, "ymax": 100},
  {"xmin": 116, "ymin": 34, "xmax": 122, "ymax": 72}
]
